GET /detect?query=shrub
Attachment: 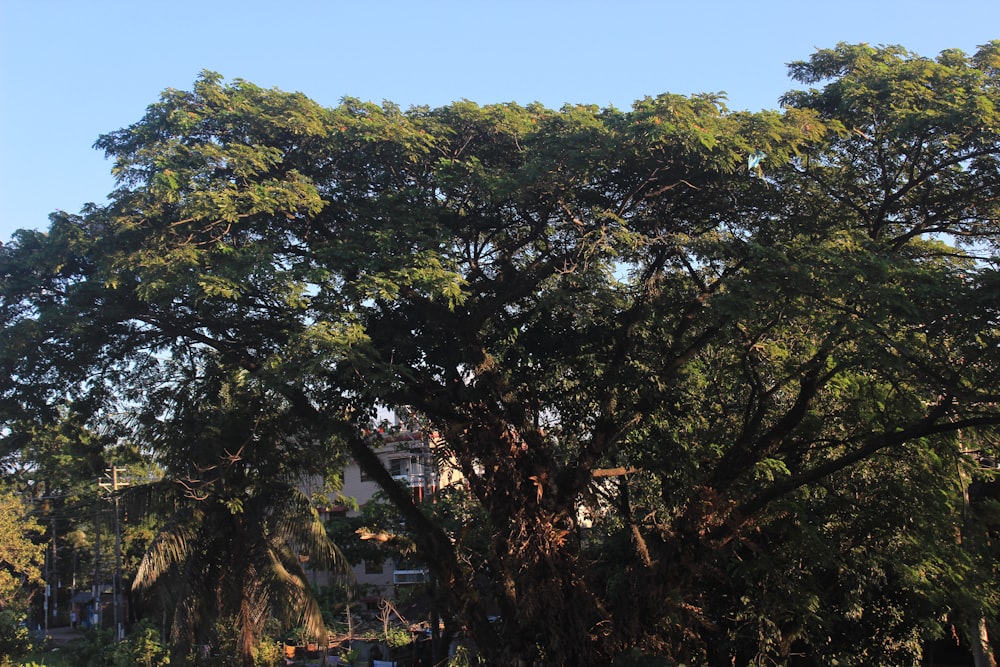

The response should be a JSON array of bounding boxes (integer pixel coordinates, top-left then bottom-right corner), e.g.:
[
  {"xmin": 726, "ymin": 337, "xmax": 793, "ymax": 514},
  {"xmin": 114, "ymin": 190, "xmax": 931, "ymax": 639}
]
[
  {"xmin": 68, "ymin": 626, "xmax": 116, "ymax": 667},
  {"xmin": 115, "ymin": 620, "xmax": 170, "ymax": 667},
  {"xmin": 0, "ymin": 610, "xmax": 33, "ymax": 662},
  {"xmin": 252, "ymin": 637, "xmax": 283, "ymax": 667}
]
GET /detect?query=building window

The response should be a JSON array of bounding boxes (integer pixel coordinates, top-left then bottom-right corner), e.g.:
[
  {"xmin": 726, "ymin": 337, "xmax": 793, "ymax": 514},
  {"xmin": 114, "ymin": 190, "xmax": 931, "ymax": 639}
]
[
  {"xmin": 365, "ymin": 559, "xmax": 384, "ymax": 575},
  {"xmin": 389, "ymin": 458, "xmax": 407, "ymax": 478}
]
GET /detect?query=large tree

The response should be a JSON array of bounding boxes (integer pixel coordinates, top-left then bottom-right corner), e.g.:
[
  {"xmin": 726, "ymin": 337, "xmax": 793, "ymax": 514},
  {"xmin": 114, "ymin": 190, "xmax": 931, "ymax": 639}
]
[{"xmin": 2, "ymin": 43, "xmax": 999, "ymax": 665}]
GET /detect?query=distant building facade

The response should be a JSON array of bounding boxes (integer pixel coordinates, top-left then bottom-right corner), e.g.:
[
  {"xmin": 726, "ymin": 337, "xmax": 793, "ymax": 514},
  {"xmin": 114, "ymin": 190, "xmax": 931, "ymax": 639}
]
[{"xmin": 303, "ymin": 422, "xmax": 464, "ymax": 602}]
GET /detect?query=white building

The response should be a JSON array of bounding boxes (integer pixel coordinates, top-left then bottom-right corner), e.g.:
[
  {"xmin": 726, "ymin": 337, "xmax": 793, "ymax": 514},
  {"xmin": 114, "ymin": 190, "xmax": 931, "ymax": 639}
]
[{"xmin": 304, "ymin": 424, "xmax": 464, "ymax": 603}]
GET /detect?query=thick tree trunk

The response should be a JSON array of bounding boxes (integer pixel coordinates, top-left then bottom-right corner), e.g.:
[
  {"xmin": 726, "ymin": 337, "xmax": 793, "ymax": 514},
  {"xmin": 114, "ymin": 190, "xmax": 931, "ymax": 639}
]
[
  {"xmin": 449, "ymin": 418, "xmax": 613, "ymax": 665},
  {"xmin": 488, "ymin": 509, "xmax": 605, "ymax": 666},
  {"xmin": 972, "ymin": 616, "xmax": 996, "ymax": 667}
]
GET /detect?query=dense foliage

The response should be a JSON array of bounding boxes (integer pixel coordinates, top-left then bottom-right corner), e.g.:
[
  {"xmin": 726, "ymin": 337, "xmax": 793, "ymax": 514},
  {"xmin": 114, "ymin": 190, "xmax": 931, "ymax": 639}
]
[
  {"xmin": 0, "ymin": 487, "xmax": 45, "ymax": 614},
  {"xmin": 2, "ymin": 42, "xmax": 999, "ymax": 666}
]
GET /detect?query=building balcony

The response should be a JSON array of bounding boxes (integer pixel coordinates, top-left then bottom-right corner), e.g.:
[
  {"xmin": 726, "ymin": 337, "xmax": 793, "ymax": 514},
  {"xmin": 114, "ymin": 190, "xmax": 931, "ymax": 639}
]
[{"xmin": 392, "ymin": 569, "xmax": 430, "ymax": 585}]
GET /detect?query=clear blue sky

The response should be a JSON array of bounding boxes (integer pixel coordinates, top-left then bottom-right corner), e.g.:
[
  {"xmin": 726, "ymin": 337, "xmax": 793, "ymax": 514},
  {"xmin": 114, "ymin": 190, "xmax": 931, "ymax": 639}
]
[{"xmin": 2, "ymin": 0, "xmax": 997, "ymax": 241}]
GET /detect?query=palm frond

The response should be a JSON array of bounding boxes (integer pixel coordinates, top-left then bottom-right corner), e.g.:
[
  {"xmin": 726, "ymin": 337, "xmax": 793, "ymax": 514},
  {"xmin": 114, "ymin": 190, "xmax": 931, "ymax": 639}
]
[
  {"xmin": 266, "ymin": 539, "xmax": 328, "ymax": 642},
  {"xmin": 133, "ymin": 511, "xmax": 202, "ymax": 592},
  {"xmin": 272, "ymin": 486, "xmax": 353, "ymax": 581}
]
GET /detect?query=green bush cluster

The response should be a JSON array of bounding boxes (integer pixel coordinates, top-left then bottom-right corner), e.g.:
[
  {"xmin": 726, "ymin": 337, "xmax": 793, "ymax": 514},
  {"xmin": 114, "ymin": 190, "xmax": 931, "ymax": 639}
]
[
  {"xmin": 58, "ymin": 623, "xmax": 169, "ymax": 667},
  {"xmin": 0, "ymin": 611, "xmax": 34, "ymax": 665}
]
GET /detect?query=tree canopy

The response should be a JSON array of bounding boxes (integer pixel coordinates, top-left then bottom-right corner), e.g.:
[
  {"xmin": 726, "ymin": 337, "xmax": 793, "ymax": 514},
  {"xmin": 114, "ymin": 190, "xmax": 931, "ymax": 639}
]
[{"xmin": 2, "ymin": 41, "xmax": 999, "ymax": 666}]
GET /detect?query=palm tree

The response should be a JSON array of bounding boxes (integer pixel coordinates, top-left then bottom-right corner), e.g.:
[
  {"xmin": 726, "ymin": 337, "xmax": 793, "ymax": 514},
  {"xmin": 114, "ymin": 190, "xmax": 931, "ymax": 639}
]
[{"xmin": 128, "ymin": 358, "xmax": 352, "ymax": 666}]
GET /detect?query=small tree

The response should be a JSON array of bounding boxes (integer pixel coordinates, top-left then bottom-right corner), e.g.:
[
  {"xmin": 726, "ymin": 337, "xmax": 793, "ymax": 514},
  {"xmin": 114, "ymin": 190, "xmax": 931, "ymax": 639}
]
[{"xmin": 0, "ymin": 487, "xmax": 44, "ymax": 614}]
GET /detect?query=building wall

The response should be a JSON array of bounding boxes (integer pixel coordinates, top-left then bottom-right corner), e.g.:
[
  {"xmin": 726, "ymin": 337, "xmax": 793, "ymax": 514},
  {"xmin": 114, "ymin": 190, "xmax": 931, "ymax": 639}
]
[{"xmin": 306, "ymin": 427, "xmax": 464, "ymax": 599}]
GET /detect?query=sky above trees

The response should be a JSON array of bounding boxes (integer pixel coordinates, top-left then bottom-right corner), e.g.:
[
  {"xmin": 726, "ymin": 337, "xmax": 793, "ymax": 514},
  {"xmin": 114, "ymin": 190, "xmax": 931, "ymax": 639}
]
[{"xmin": 1, "ymin": 0, "xmax": 998, "ymax": 242}]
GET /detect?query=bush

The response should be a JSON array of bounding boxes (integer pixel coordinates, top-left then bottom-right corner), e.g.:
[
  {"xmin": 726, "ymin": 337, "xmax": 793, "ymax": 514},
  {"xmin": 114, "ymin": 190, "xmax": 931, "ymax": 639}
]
[
  {"xmin": 384, "ymin": 626, "xmax": 411, "ymax": 649},
  {"xmin": 0, "ymin": 610, "xmax": 34, "ymax": 662},
  {"xmin": 68, "ymin": 626, "xmax": 116, "ymax": 667},
  {"xmin": 115, "ymin": 620, "xmax": 170, "ymax": 667},
  {"xmin": 251, "ymin": 637, "xmax": 283, "ymax": 667}
]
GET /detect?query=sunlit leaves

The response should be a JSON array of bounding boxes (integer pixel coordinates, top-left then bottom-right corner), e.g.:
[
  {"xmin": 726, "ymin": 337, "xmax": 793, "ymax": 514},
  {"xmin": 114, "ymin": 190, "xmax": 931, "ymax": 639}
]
[{"xmin": 0, "ymin": 487, "xmax": 45, "ymax": 612}]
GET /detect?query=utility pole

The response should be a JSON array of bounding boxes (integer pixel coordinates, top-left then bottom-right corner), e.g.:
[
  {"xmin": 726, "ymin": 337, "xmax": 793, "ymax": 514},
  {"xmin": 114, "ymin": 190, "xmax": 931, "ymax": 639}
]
[
  {"xmin": 50, "ymin": 518, "xmax": 57, "ymax": 629},
  {"xmin": 93, "ymin": 501, "xmax": 101, "ymax": 630},
  {"xmin": 99, "ymin": 465, "xmax": 128, "ymax": 641},
  {"xmin": 43, "ymin": 510, "xmax": 50, "ymax": 636},
  {"xmin": 37, "ymin": 497, "xmax": 56, "ymax": 638}
]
